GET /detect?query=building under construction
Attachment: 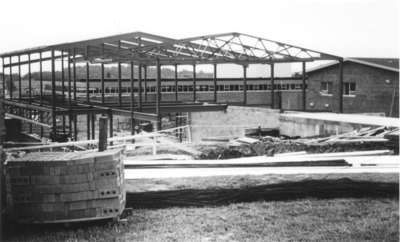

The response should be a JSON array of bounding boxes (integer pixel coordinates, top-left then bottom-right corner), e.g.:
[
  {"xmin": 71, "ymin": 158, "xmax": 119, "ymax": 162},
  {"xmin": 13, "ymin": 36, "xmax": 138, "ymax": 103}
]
[{"xmin": 0, "ymin": 32, "xmax": 344, "ymax": 142}]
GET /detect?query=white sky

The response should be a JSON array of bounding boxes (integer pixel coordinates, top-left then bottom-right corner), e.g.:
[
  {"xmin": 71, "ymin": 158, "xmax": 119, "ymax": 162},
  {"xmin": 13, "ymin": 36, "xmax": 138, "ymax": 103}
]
[{"xmin": 0, "ymin": 0, "xmax": 399, "ymax": 76}]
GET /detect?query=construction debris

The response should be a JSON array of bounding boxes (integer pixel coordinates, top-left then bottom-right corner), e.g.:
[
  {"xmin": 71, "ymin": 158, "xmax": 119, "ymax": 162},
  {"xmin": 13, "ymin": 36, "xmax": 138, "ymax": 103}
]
[{"xmin": 196, "ymin": 126, "xmax": 399, "ymax": 159}]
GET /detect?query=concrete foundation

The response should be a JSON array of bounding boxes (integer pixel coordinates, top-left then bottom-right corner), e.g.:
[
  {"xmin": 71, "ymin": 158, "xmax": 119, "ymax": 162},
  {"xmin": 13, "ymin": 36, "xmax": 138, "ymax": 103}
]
[{"xmin": 189, "ymin": 106, "xmax": 280, "ymax": 143}]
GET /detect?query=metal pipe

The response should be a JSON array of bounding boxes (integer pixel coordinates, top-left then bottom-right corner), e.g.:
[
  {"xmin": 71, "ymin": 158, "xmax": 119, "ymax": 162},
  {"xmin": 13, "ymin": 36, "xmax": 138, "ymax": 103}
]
[
  {"xmin": 144, "ymin": 65, "xmax": 147, "ymax": 103},
  {"xmin": 2, "ymin": 57, "xmax": 5, "ymax": 98},
  {"xmin": 28, "ymin": 54, "xmax": 32, "ymax": 133}
]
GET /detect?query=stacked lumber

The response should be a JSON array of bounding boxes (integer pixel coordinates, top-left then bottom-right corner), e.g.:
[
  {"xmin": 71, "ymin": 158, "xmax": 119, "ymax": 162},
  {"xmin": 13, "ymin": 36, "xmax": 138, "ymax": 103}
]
[{"xmin": 5, "ymin": 149, "xmax": 125, "ymax": 223}]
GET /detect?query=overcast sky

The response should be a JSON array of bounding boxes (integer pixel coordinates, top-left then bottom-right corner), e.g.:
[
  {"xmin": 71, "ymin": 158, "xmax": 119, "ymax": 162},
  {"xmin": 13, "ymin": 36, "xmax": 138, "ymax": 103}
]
[{"xmin": 0, "ymin": 0, "xmax": 398, "ymax": 76}]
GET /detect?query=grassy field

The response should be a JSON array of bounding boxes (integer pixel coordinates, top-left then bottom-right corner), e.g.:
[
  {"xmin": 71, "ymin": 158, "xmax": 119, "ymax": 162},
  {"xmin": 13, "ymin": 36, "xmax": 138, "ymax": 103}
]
[{"xmin": 4, "ymin": 173, "xmax": 399, "ymax": 242}]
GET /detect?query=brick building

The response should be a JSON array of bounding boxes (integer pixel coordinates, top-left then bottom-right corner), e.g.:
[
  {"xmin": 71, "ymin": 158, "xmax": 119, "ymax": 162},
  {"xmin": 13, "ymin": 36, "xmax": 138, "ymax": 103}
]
[{"xmin": 305, "ymin": 58, "xmax": 399, "ymax": 117}]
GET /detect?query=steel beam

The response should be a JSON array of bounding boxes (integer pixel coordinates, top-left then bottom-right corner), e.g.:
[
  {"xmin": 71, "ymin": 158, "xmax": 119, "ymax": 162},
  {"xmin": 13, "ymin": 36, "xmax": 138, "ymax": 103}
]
[
  {"xmin": 101, "ymin": 63, "xmax": 105, "ymax": 104},
  {"xmin": 18, "ymin": 55, "xmax": 21, "ymax": 99},
  {"xmin": 9, "ymin": 57, "xmax": 12, "ymax": 99},
  {"xmin": 73, "ymin": 49, "xmax": 77, "ymax": 100},
  {"xmin": 144, "ymin": 65, "xmax": 148, "ymax": 102}
]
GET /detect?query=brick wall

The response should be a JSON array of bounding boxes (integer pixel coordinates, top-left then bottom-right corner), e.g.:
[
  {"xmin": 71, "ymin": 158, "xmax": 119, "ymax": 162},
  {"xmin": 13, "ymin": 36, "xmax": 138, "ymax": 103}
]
[{"xmin": 306, "ymin": 62, "xmax": 399, "ymax": 117}]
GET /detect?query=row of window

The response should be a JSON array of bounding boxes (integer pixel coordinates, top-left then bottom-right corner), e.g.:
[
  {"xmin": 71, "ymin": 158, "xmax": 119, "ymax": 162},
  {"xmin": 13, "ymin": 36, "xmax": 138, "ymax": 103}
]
[
  {"xmin": 48, "ymin": 83, "xmax": 306, "ymax": 93},
  {"xmin": 320, "ymin": 81, "xmax": 356, "ymax": 95}
]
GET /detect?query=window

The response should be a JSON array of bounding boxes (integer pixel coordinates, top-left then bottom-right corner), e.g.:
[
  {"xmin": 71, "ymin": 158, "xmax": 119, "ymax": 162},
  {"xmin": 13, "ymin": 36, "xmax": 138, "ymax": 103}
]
[
  {"xmin": 320, "ymin": 81, "xmax": 333, "ymax": 95},
  {"xmin": 343, "ymin": 82, "xmax": 356, "ymax": 96}
]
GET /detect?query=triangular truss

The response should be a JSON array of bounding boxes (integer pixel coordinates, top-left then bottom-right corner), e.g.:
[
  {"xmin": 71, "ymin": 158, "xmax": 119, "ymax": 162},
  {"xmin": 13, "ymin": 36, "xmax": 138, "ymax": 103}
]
[{"xmin": 1, "ymin": 32, "xmax": 341, "ymax": 66}]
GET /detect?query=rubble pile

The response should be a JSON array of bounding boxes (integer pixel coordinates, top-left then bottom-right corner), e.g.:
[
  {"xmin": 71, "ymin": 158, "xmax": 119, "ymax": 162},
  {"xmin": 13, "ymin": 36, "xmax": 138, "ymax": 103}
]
[{"xmin": 197, "ymin": 127, "xmax": 399, "ymax": 160}]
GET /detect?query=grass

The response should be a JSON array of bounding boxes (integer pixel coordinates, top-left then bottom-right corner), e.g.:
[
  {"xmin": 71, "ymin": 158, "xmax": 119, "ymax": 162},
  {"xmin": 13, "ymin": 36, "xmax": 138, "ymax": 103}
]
[{"xmin": 4, "ymin": 173, "xmax": 399, "ymax": 242}]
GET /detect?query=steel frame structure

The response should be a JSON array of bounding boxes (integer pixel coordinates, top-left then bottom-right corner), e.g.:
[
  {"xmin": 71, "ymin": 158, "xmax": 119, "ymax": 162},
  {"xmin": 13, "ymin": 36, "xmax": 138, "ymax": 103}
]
[{"xmin": 0, "ymin": 32, "xmax": 344, "ymax": 141}]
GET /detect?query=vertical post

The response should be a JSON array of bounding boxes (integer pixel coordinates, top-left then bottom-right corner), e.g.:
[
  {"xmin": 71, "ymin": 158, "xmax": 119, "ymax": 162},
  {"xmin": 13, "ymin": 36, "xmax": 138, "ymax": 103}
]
[
  {"xmin": 91, "ymin": 113, "xmax": 95, "ymax": 140},
  {"xmin": 243, "ymin": 65, "xmax": 247, "ymax": 105},
  {"xmin": 86, "ymin": 61, "xmax": 90, "ymax": 140},
  {"xmin": 118, "ymin": 62, "xmax": 122, "ymax": 106},
  {"xmin": 130, "ymin": 61, "xmax": 135, "ymax": 134},
  {"xmin": 213, "ymin": 63, "xmax": 217, "ymax": 103},
  {"xmin": 73, "ymin": 49, "xmax": 77, "ymax": 101},
  {"xmin": 18, "ymin": 55, "xmax": 21, "ymax": 99},
  {"xmin": 138, "ymin": 63, "xmax": 142, "ymax": 111},
  {"xmin": 98, "ymin": 115, "xmax": 108, "ymax": 151},
  {"xmin": 73, "ymin": 114, "xmax": 78, "ymax": 141},
  {"xmin": 2, "ymin": 57, "xmax": 5, "ymax": 98},
  {"xmin": 51, "ymin": 50, "xmax": 57, "ymax": 140},
  {"xmin": 174, "ymin": 64, "xmax": 178, "ymax": 102},
  {"xmin": 28, "ymin": 54, "xmax": 32, "ymax": 133},
  {"xmin": 270, "ymin": 63, "xmax": 275, "ymax": 108},
  {"xmin": 108, "ymin": 109, "xmax": 113, "ymax": 140},
  {"xmin": 9, "ymin": 56, "xmax": 12, "ymax": 99},
  {"xmin": 39, "ymin": 52, "xmax": 43, "ymax": 137},
  {"xmin": 155, "ymin": 58, "xmax": 161, "ymax": 131},
  {"xmin": 338, "ymin": 58, "xmax": 344, "ymax": 113},
  {"xmin": 86, "ymin": 61, "xmax": 90, "ymax": 103},
  {"xmin": 61, "ymin": 52, "xmax": 65, "ymax": 133},
  {"xmin": 144, "ymin": 65, "xmax": 147, "ymax": 103},
  {"xmin": 302, "ymin": 61, "xmax": 306, "ymax": 111},
  {"xmin": 68, "ymin": 51, "xmax": 72, "ymax": 105},
  {"xmin": 193, "ymin": 64, "xmax": 196, "ymax": 102},
  {"xmin": 61, "ymin": 51, "xmax": 65, "ymax": 102},
  {"xmin": 101, "ymin": 63, "xmax": 105, "ymax": 104}
]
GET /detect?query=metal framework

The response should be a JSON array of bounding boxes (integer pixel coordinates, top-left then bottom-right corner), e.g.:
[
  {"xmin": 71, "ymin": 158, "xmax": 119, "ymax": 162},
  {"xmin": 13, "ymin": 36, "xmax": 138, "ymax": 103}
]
[{"xmin": 0, "ymin": 31, "xmax": 343, "ymax": 141}]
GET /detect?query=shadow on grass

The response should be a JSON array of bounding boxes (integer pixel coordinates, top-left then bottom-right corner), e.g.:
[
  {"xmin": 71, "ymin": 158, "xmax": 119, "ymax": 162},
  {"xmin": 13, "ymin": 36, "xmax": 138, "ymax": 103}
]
[{"xmin": 126, "ymin": 178, "xmax": 399, "ymax": 209}]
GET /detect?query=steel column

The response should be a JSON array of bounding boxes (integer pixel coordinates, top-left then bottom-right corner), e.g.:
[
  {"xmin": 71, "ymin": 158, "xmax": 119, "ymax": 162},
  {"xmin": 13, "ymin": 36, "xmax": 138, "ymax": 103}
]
[
  {"xmin": 68, "ymin": 51, "xmax": 72, "ymax": 105},
  {"xmin": 338, "ymin": 59, "xmax": 344, "ymax": 113},
  {"xmin": 138, "ymin": 63, "xmax": 142, "ymax": 111},
  {"xmin": 155, "ymin": 58, "xmax": 161, "ymax": 130},
  {"xmin": 174, "ymin": 64, "xmax": 178, "ymax": 101},
  {"xmin": 101, "ymin": 63, "xmax": 105, "ymax": 104},
  {"xmin": 118, "ymin": 62, "xmax": 122, "ymax": 106},
  {"xmin": 243, "ymin": 65, "xmax": 247, "ymax": 105},
  {"xmin": 130, "ymin": 61, "xmax": 135, "ymax": 134},
  {"xmin": 86, "ymin": 62, "xmax": 90, "ymax": 103},
  {"xmin": 213, "ymin": 63, "xmax": 217, "ymax": 103},
  {"xmin": 18, "ymin": 55, "xmax": 21, "ymax": 99},
  {"xmin": 51, "ymin": 50, "xmax": 57, "ymax": 140},
  {"xmin": 9, "ymin": 57, "xmax": 12, "ymax": 99},
  {"xmin": 73, "ymin": 49, "xmax": 77, "ymax": 100},
  {"xmin": 61, "ymin": 51, "xmax": 65, "ymax": 102},
  {"xmin": 39, "ymin": 52, "xmax": 43, "ymax": 137},
  {"xmin": 28, "ymin": 54, "xmax": 32, "ymax": 133},
  {"xmin": 302, "ymin": 61, "xmax": 306, "ymax": 111},
  {"xmin": 144, "ymin": 65, "xmax": 148, "ymax": 103},
  {"xmin": 270, "ymin": 63, "xmax": 275, "ymax": 108},
  {"xmin": 193, "ymin": 64, "xmax": 196, "ymax": 102},
  {"xmin": 2, "ymin": 57, "xmax": 5, "ymax": 98}
]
